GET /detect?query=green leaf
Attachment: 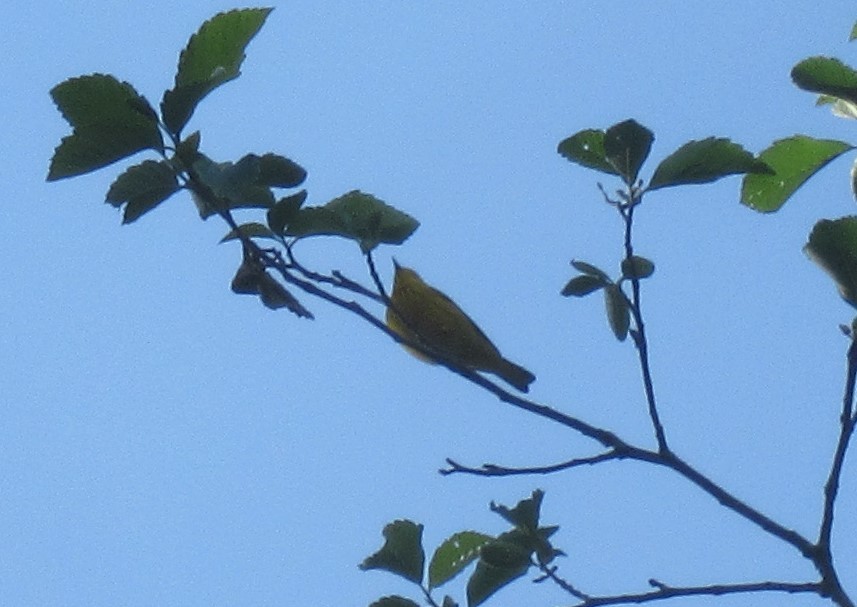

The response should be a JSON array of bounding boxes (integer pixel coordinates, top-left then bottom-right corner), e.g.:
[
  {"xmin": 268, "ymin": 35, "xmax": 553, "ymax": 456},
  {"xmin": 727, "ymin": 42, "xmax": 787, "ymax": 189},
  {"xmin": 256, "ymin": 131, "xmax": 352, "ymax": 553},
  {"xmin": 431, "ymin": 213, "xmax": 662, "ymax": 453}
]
[
  {"xmin": 48, "ymin": 74, "xmax": 164, "ymax": 180},
  {"xmin": 648, "ymin": 138, "xmax": 772, "ymax": 191},
  {"xmin": 557, "ymin": 129, "xmax": 618, "ymax": 176},
  {"xmin": 570, "ymin": 260, "xmax": 609, "ymax": 280},
  {"xmin": 605, "ymin": 284, "xmax": 630, "ymax": 341},
  {"xmin": 604, "ymin": 119, "xmax": 654, "ymax": 185},
  {"xmin": 369, "ymin": 596, "xmax": 421, "ymax": 607},
  {"xmin": 191, "ymin": 154, "xmax": 275, "ymax": 218},
  {"xmin": 805, "ymin": 216, "xmax": 857, "ymax": 308},
  {"xmin": 792, "ymin": 57, "xmax": 857, "ymax": 106},
  {"xmin": 220, "ymin": 222, "xmax": 277, "ymax": 244},
  {"xmin": 441, "ymin": 596, "xmax": 459, "ymax": 607},
  {"xmin": 466, "ymin": 558, "xmax": 528, "ymax": 607},
  {"xmin": 360, "ymin": 520, "xmax": 425, "ymax": 585},
  {"xmin": 267, "ymin": 190, "xmax": 308, "ymax": 235},
  {"xmin": 489, "ymin": 490, "xmax": 544, "ymax": 532},
  {"xmin": 561, "ymin": 275, "xmax": 605, "ymax": 297},
  {"xmin": 621, "ymin": 256, "xmax": 655, "ymax": 280},
  {"xmin": 850, "ymin": 21, "xmax": 857, "ymax": 42},
  {"xmin": 741, "ymin": 136, "xmax": 854, "ymax": 212},
  {"xmin": 428, "ymin": 531, "xmax": 493, "ymax": 589},
  {"xmin": 106, "ymin": 160, "xmax": 180, "ymax": 224},
  {"xmin": 256, "ymin": 153, "xmax": 306, "ymax": 188},
  {"xmin": 479, "ymin": 539, "xmax": 532, "ymax": 570},
  {"xmin": 161, "ymin": 8, "xmax": 273, "ymax": 133},
  {"xmin": 285, "ymin": 190, "xmax": 420, "ymax": 252}
]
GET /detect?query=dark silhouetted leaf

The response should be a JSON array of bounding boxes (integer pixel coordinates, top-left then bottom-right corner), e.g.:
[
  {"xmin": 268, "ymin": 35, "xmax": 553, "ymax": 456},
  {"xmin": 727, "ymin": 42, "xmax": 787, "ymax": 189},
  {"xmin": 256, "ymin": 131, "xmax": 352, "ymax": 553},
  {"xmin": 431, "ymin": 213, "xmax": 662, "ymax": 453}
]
[
  {"xmin": 466, "ymin": 558, "xmax": 528, "ymax": 607},
  {"xmin": 360, "ymin": 520, "xmax": 425, "ymax": 585},
  {"xmin": 557, "ymin": 129, "xmax": 618, "ymax": 176},
  {"xmin": 805, "ymin": 217, "xmax": 857, "ymax": 309},
  {"xmin": 604, "ymin": 119, "xmax": 654, "ymax": 185},
  {"xmin": 257, "ymin": 153, "xmax": 306, "ymax": 188},
  {"xmin": 792, "ymin": 56, "xmax": 857, "ymax": 106},
  {"xmin": 48, "ymin": 74, "xmax": 164, "ymax": 180},
  {"xmin": 741, "ymin": 136, "xmax": 853, "ymax": 212},
  {"xmin": 570, "ymin": 260, "xmax": 609, "ymax": 280},
  {"xmin": 106, "ymin": 160, "xmax": 180, "ymax": 224},
  {"xmin": 267, "ymin": 190, "xmax": 308, "ymax": 235},
  {"xmin": 561, "ymin": 275, "xmax": 605, "ymax": 297},
  {"xmin": 231, "ymin": 257, "xmax": 264, "ymax": 295},
  {"xmin": 648, "ymin": 138, "xmax": 771, "ymax": 191},
  {"xmin": 191, "ymin": 153, "xmax": 274, "ymax": 218},
  {"xmin": 285, "ymin": 190, "xmax": 419, "ymax": 252},
  {"xmin": 369, "ymin": 597, "xmax": 421, "ymax": 607},
  {"xmin": 621, "ymin": 256, "xmax": 655, "ymax": 280},
  {"xmin": 161, "ymin": 8, "xmax": 273, "ymax": 133},
  {"xmin": 605, "ymin": 284, "xmax": 630, "ymax": 341},
  {"xmin": 428, "ymin": 531, "xmax": 493, "ymax": 589},
  {"xmin": 220, "ymin": 222, "xmax": 277, "ymax": 244},
  {"xmin": 490, "ymin": 490, "xmax": 543, "ymax": 532},
  {"xmin": 257, "ymin": 272, "xmax": 313, "ymax": 318}
]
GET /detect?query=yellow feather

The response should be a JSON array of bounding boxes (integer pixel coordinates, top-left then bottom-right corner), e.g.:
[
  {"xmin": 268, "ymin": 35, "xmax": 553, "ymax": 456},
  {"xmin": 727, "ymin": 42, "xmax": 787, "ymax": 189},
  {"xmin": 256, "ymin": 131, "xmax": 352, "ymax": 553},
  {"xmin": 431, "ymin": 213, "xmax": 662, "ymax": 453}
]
[{"xmin": 385, "ymin": 261, "xmax": 535, "ymax": 392}]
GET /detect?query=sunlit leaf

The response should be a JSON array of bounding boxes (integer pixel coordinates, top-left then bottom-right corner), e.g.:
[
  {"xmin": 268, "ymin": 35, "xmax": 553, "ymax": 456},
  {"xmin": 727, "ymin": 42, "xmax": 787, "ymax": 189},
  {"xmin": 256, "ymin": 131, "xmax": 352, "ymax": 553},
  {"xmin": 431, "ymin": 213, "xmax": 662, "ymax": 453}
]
[
  {"xmin": 48, "ymin": 74, "xmax": 164, "ymax": 180},
  {"xmin": 805, "ymin": 216, "xmax": 857, "ymax": 309},
  {"xmin": 741, "ymin": 136, "xmax": 853, "ymax": 212},
  {"xmin": 360, "ymin": 520, "xmax": 425, "ymax": 585},
  {"xmin": 285, "ymin": 190, "xmax": 419, "ymax": 252},
  {"xmin": 648, "ymin": 138, "xmax": 771, "ymax": 191},
  {"xmin": 161, "ymin": 8, "xmax": 273, "ymax": 133},
  {"xmin": 105, "ymin": 160, "xmax": 180, "ymax": 223},
  {"xmin": 604, "ymin": 119, "xmax": 654, "ymax": 185},
  {"xmin": 557, "ymin": 129, "xmax": 618, "ymax": 176},
  {"xmin": 428, "ymin": 531, "xmax": 493, "ymax": 589}
]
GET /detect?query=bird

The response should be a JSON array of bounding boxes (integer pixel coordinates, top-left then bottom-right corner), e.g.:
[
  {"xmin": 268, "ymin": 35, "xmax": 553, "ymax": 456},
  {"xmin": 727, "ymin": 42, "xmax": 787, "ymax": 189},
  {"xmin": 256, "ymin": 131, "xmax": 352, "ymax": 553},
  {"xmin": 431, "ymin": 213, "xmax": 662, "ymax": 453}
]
[{"xmin": 385, "ymin": 260, "xmax": 535, "ymax": 392}]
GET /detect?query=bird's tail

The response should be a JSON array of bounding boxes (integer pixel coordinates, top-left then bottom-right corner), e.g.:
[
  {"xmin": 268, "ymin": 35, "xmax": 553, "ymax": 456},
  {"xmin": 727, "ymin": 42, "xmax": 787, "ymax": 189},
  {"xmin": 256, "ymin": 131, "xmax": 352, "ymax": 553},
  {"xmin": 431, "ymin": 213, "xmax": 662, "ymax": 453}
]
[{"xmin": 495, "ymin": 358, "xmax": 536, "ymax": 393}]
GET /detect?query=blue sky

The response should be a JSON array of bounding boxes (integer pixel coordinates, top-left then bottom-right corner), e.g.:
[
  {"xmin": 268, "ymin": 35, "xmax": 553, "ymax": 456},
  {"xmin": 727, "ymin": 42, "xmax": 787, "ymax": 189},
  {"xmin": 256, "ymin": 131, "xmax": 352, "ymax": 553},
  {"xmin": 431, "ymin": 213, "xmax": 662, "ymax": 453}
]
[{"xmin": 3, "ymin": 2, "xmax": 857, "ymax": 606}]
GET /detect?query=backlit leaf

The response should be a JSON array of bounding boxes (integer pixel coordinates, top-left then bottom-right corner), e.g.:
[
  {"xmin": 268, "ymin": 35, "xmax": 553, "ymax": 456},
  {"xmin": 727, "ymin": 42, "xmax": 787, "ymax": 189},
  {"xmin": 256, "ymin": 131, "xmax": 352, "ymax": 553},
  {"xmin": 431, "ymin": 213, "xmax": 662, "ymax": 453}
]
[
  {"xmin": 360, "ymin": 520, "xmax": 425, "ymax": 584},
  {"xmin": 741, "ymin": 136, "xmax": 853, "ymax": 212},
  {"xmin": 648, "ymin": 138, "xmax": 771, "ymax": 191},
  {"xmin": 604, "ymin": 119, "xmax": 654, "ymax": 185},
  {"xmin": 429, "ymin": 531, "xmax": 493, "ymax": 589},
  {"xmin": 557, "ymin": 129, "xmax": 618, "ymax": 176},
  {"xmin": 792, "ymin": 56, "xmax": 857, "ymax": 106},
  {"xmin": 805, "ymin": 217, "xmax": 857, "ymax": 308},
  {"xmin": 48, "ymin": 74, "xmax": 164, "ymax": 180},
  {"xmin": 161, "ymin": 8, "xmax": 273, "ymax": 133},
  {"xmin": 106, "ymin": 160, "xmax": 180, "ymax": 223},
  {"xmin": 285, "ymin": 190, "xmax": 419, "ymax": 252}
]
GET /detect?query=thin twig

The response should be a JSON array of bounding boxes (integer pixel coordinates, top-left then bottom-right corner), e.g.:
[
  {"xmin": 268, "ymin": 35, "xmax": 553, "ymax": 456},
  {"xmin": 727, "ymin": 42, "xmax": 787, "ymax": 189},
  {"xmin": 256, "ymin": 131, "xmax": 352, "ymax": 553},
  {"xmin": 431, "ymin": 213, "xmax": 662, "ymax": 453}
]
[
  {"xmin": 621, "ymin": 202, "xmax": 668, "ymax": 453},
  {"xmin": 569, "ymin": 580, "xmax": 821, "ymax": 607},
  {"xmin": 441, "ymin": 451, "xmax": 624, "ymax": 476}
]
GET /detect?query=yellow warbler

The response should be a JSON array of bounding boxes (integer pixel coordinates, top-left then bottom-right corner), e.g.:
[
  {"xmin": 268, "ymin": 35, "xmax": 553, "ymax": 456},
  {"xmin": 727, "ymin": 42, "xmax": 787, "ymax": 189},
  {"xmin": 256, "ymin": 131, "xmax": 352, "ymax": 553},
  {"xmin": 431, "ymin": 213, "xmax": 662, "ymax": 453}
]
[{"xmin": 386, "ymin": 261, "xmax": 536, "ymax": 392}]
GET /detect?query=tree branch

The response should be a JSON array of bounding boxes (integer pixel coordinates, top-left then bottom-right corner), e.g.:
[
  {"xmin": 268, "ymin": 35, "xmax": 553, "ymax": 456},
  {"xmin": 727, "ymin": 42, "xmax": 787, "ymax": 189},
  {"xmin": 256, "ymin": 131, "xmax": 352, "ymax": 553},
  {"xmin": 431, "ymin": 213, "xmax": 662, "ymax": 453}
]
[
  {"xmin": 567, "ymin": 579, "xmax": 821, "ymax": 607},
  {"xmin": 441, "ymin": 451, "xmax": 625, "ymax": 476}
]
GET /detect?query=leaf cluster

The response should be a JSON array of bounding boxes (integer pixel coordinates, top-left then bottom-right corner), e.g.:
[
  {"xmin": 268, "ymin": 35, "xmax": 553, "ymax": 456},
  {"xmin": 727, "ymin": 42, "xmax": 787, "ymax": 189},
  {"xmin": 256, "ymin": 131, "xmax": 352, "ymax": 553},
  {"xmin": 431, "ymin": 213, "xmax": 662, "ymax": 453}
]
[{"xmin": 360, "ymin": 491, "xmax": 561, "ymax": 607}]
